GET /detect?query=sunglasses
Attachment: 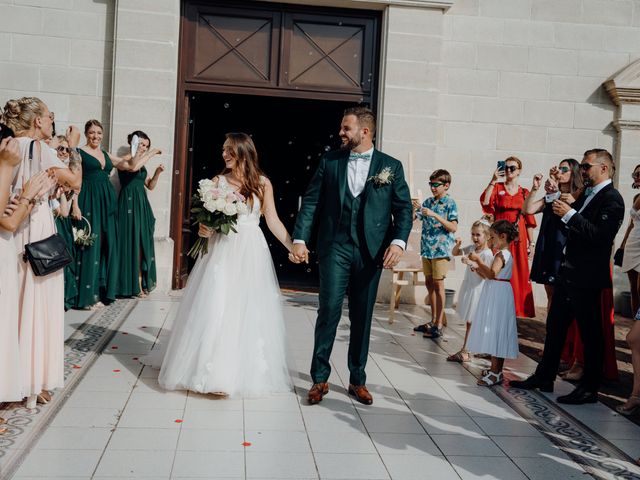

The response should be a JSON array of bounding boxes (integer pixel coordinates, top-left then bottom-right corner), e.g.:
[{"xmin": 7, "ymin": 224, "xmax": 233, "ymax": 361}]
[
  {"xmin": 56, "ymin": 146, "xmax": 70, "ymax": 154},
  {"xmin": 558, "ymin": 166, "xmax": 570, "ymax": 173},
  {"xmin": 429, "ymin": 182, "xmax": 445, "ymax": 188},
  {"xmin": 579, "ymin": 162, "xmax": 603, "ymax": 171},
  {"xmin": 505, "ymin": 165, "xmax": 518, "ymax": 172}
]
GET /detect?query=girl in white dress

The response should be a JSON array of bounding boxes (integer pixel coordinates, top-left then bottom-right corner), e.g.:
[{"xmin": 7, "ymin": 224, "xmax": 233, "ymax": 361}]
[
  {"xmin": 157, "ymin": 133, "xmax": 294, "ymax": 397},
  {"xmin": 467, "ymin": 219, "xmax": 520, "ymax": 386},
  {"xmin": 447, "ymin": 216, "xmax": 494, "ymax": 363}
]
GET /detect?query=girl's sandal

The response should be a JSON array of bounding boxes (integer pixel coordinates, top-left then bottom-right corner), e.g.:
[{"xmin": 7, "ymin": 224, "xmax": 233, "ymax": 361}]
[
  {"xmin": 477, "ymin": 371, "xmax": 503, "ymax": 387},
  {"xmin": 447, "ymin": 350, "xmax": 470, "ymax": 363},
  {"xmin": 616, "ymin": 395, "xmax": 640, "ymax": 416}
]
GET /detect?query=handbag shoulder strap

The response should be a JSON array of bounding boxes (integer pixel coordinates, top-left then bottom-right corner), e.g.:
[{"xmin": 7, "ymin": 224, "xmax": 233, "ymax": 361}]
[{"xmin": 25, "ymin": 139, "xmax": 38, "ymax": 246}]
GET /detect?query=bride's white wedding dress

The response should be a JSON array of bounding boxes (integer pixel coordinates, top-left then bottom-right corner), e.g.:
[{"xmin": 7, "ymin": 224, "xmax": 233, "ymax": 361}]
[{"xmin": 155, "ymin": 176, "xmax": 292, "ymax": 397}]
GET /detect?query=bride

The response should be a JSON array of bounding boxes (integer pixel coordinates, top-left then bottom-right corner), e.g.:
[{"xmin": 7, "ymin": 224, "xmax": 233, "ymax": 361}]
[{"xmin": 156, "ymin": 132, "xmax": 293, "ymax": 397}]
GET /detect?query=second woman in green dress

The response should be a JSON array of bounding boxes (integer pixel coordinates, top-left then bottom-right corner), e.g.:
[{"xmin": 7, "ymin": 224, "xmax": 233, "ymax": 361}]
[{"xmin": 116, "ymin": 130, "xmax": 164, "ymax": 297}]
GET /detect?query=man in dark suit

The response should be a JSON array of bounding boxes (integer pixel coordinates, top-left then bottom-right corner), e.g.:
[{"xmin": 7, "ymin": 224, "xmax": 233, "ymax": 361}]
[
  {"xmin": 291, "ymin": 107, "xmax": 413, "ymax": 405},
  {"xmin": 511, "ymin": 149, "xmax": 624, "ymax": 404}
]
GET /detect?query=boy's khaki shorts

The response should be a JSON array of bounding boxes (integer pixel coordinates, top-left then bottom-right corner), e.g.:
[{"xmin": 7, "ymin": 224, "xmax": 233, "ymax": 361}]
[{"xmin": 422, "ymin": 257, "xmax": 450, "ymax": 280}]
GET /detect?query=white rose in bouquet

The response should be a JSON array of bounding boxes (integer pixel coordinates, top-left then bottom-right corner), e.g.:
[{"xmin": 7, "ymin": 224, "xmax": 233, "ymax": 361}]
[
  {"xmin": 198, "ymin": 178, "xmax": 215, "ymax": 196},
  {"xmin": 203, "ymin": 199, "xmax": 217, "ymax": 212},
  {"xmin": 214, "ymin": 198, "xmax": 226, "ymax": 211},
  {"xmin": 236, "ymin": 202, "xmax": 249, "ymax": 215},
  {"xmin": 223, "ymin": 202, "xmax": 237, "ymax": 215}
]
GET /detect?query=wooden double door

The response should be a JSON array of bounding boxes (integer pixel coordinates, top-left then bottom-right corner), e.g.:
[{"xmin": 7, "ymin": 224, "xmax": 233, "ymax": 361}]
[{"xmin": 171, "ymin": 0, "xmax": 381, "ymax": 289}]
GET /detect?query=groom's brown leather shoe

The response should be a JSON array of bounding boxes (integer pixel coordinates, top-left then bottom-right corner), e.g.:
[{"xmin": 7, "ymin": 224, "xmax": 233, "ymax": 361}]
[
  {"xmin": 308, "ymin": 382, "xmax": 329, "ymax": 405},
  {"xmin": 348, "ymin": 384, "xmax": 373, "ymax": 405}
]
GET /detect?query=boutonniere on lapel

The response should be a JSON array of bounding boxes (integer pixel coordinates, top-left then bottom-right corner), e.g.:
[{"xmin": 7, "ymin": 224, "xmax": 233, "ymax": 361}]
[{"xmin": 367, "ymin": 167, "xmax": 394, "ymax": 187}]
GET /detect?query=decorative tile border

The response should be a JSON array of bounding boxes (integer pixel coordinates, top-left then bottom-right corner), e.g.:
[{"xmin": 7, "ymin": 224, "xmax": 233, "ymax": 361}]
[
  {"xmin": 0, "ymin": 299, "xmax": 136, "ymax": 480},
  {"xmin": 496, "ymin": 386, "xmax": 640, "ymax": 480},
  {"xmin": 380, "ymin": 306, "xmax": 640, "ymax": 480}
]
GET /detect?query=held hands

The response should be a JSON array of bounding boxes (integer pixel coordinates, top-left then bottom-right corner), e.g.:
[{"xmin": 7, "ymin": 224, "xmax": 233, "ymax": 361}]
[
  {"xmin": 383, "ymin": 244, "xmax": 403, "ymax": 269},
  {"xmin": 552, "ymin": 199, "xmax": 571, "ymax": 217},
  {"xmin": 289, "ymin": 243, "xmax": 309, "ymax": 264}
]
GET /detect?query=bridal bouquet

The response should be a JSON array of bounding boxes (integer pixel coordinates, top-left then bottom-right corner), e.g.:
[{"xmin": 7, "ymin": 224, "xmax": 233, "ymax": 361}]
[{"xmin": 188, "ymin": 178, "xmax": 249, "ymax": 259}]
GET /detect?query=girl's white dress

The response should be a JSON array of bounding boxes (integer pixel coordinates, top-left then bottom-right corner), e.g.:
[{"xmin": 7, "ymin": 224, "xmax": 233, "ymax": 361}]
[
  {"xmin": 155, "ymin": 176, "xmax": 292, "ymax": 397},
  {"xmin": 467, "ymin": 248, "xmax": 519, "ymax": 359},
  {"xmin": 622, "ymin": 208, "xmax": 640, "ymax": 273},
  {"xmin": 455, "ymin": 246, "xmax": 494, "ymax": 322}
]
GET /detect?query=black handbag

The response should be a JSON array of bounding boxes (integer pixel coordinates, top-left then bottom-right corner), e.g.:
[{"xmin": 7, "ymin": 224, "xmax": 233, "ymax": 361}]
[
  {"xmin": 21, "ymin": 140, "xmax": 72, "ymax": 276},
  {"xmin": 23, "ymin": 233, "xmax": 72, "ymax": 276},
  {"xmin": 614, "ymin": 248, "xmax": 624, "ymax": 267}
]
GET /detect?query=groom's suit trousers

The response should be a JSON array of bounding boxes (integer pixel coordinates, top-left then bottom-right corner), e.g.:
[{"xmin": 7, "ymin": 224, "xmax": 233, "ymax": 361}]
[{"xmin": 311, "ymin": 239, "xmax": 382, "ymax": 386}]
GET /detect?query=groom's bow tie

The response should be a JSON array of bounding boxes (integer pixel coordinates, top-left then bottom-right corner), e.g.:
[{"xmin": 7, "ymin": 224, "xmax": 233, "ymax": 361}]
[
  {"xmin": 349, "ymin": 152, "xmax": 371, "ymax": 161},
  {"xmin": 585, "ymin": 186, "xmax": 595, "ymax": 197}
]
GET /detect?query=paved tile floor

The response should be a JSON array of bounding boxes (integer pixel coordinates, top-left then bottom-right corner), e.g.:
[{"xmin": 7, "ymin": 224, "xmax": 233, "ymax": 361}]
[{"xmin": 4, "ymin": 291, "xmax": 640, "ymax": 479}]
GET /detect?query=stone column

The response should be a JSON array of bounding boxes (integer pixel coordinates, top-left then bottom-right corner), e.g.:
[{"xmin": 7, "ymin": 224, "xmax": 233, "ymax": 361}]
[
  {"xmin": 604, "ymin": 59, "xmax": 640, "ymax": 306},
  {"xmin": 377, "ymin": 5, "xmax": 445, "ymax": 303},
  {"xmin": 109, "ymin": 0, "xmax": 181, "ymax": 290}
]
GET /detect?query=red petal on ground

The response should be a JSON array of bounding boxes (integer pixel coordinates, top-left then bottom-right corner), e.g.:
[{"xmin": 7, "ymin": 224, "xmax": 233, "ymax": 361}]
[
  {"xmin": 113, "ymin": 369, "xmax": 121, "ymax": 373},
  {"xmin": 122, "ymin": 332, "xmax": 128, "ymax": 335},
  {"xmin": 72, "ymin": 365, "xmax": 81, "ymax": 369},
  {"xmin": 111, "ymin": 346, "xmax": 118, "ymax": 349},
  {"xmin": 174, "ymin": 419, "xmax": 183, "ymax": 423},
  {"xmin": 141, "ymin": 326, "xmax": 147, "ymax": 329},
  {"xmin": 132, "ymin": 357, "xmax": 139, "ymax": 361},
  {"xmin": 242, "ymin": 442, "xmax": 252, "ymax": 447}
]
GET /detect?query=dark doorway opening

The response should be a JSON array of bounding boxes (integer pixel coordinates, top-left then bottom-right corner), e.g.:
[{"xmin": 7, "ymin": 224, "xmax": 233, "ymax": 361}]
[{"xmin": 188, "ymin": 91, "xmax": 355, "ymax": 289}]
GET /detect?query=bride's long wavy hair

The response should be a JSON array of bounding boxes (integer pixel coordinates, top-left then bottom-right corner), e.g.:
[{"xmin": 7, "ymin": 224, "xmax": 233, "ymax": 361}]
[{"xmin": 221, "ymin": 132, "xmax": 265, "ymax": 211}]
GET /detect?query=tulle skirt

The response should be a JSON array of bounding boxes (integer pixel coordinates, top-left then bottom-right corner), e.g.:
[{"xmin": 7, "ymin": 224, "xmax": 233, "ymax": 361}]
[
  {"xmin": 155, "ymin": 222, "xmax": 292, "ymax": 397},
  {"xmin": 467, "ymin": 280, "xmax": 519, "ymax": 359}
]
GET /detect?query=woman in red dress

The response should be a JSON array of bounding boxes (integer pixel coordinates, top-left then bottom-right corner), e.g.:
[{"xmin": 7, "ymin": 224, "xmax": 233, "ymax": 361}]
[{"xmin": 480, "ymin": 156, "xmax": 536, "ymax": 318}]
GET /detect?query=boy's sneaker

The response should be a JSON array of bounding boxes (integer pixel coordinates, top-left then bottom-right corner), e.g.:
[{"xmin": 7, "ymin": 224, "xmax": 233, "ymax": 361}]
[{"xmin": 423, "ymin": 325, "xmax": 443, "ymax": 339}]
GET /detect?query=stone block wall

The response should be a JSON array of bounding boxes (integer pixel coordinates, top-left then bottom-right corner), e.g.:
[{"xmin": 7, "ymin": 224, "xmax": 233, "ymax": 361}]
[
  {"xmin": 0, "ymin": 0, "xmax": 114, "ymax": 142},
  {"xmin": 430, "ymin": 0, "xmax": 640, "ymax": 306}
]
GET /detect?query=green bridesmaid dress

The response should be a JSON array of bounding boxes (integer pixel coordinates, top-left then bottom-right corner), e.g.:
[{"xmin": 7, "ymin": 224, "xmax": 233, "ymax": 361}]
[
  {"xmin": 73, "ymin": 149, "xmax": 118, "ymax": 308},
  {"xmin": 116, "ymin": 167, "xmax": 157, "ymax": 297},
  {"xmin": 55, "ymin": 215, "xmax": 77, "ymax": 310}
]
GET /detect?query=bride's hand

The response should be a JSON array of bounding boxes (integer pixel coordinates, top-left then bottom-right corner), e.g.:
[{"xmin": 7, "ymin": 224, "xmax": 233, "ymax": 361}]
[{"xmin": 198, "ymin": 224, "xmax": 213, "ymax": 238}]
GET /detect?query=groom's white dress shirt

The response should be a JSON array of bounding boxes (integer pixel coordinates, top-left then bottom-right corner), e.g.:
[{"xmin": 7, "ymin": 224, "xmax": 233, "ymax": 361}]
[
  {"xmin": 347, "ymin": 147, "xmax": 374, "ymax": 197},
  {"xmin": 294, "ymin": 147, "xmax": 406, "ymax": 250}
]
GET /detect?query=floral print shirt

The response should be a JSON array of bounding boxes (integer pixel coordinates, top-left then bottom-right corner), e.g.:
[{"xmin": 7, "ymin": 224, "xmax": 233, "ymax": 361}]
[{"xmin": 417, "ymin": 194, "xmax": 459, "ymax": 259}]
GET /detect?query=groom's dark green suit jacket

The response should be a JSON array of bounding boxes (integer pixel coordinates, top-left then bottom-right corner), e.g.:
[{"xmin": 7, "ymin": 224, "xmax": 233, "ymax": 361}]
[{"xmin": 293, "ymin": 148, "xmax": 413, "ymax": 261}]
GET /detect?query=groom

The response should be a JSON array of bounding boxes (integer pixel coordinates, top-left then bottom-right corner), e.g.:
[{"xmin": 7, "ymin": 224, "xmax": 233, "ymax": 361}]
[{"xmin": 291, "ymin": 107, "xmax": 413, "ymax": 405}]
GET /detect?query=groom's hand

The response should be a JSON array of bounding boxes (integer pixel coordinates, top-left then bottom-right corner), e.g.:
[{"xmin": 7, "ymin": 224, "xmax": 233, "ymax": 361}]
[
  {"xmin": 291, "ymin": 243, "xmax": 309, "ymax": 264},
  {"xmin": 383, "ymin": 244, "xmax": 403, "ymax": 269}
]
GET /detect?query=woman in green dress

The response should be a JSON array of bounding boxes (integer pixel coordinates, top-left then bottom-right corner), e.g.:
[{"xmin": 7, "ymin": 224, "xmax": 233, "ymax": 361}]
[
  {"xmin": 116, "ymin": 130, "xmax": 164, "ymax": 297},
  {"xmin": 50, "ymin": 135, "xmax": 81, "ymax": 310},
  {"xmin": 74, "ymin": 120, "xmax": 159, "ymax": 309}
]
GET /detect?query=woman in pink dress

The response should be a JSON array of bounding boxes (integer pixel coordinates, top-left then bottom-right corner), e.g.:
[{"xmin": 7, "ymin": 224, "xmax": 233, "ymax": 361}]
[
  {"xmin": 0, "ymin": 133, "xmax": 23, "ymax": 426},
  {"xmin": 1, "ymin": 97, "xmax": 81, "ymax": 408}
]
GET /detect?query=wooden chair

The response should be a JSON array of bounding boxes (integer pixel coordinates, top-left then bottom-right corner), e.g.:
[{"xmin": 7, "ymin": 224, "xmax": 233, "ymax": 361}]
[{"xmin": 388, "ymin": 267, "xmax": 422, "ymax": 324}]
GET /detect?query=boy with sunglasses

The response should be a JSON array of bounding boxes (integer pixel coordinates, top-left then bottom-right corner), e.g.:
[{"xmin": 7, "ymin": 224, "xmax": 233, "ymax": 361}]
[{"xmin": 413, "ymin": 169, "xmax": 458, "ymax": 339}]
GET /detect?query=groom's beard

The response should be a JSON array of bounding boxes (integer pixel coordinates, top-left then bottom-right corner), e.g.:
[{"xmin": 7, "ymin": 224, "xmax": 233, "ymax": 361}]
[{"xmin": 340, "ymin": 132, "xmax": 363, "ymax": 151}]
